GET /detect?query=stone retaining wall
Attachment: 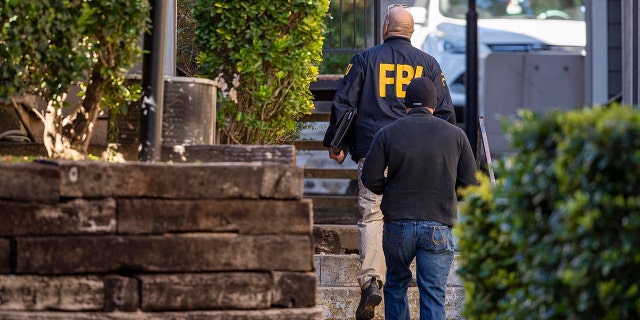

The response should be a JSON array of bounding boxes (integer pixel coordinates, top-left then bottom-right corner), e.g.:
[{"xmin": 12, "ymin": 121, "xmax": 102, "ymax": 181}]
[{"xmin": 0, "ymin": 153, "xmax": 322, "ymax": 319}]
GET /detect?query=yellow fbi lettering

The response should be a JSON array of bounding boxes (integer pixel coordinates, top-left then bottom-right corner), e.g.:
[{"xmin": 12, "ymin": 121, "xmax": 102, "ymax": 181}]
[{"xmin": 379, "ymin": 63, "xmax": 424, "ymax": 98}]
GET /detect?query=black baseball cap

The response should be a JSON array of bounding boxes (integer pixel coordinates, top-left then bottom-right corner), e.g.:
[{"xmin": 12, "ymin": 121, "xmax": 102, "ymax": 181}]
[{"xmin": 404, "ymin": 77, "xmax": 437, "ymax": 108}]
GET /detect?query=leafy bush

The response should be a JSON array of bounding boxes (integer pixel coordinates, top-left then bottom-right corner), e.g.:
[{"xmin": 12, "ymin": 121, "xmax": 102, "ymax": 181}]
[
  {"xmin": 0, "ymin": 0, "xmax": 148, "ymax": 158},
  {"xmin": 456, "ymin": 105, "xmax": 640, "ymax": 320},
  {"xmin": 194, "ymin": 0, "xmax": 328, "ymax": 144}
]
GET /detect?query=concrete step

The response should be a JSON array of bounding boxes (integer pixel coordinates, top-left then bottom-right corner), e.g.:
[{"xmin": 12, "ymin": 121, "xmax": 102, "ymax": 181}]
[
  {"xmin": 307, "ymin": 195, "xmax": 360, "ymax": 224},
  {"xmin": 314, "ymin": 254, "xmax": 465, "ymax": 320}
]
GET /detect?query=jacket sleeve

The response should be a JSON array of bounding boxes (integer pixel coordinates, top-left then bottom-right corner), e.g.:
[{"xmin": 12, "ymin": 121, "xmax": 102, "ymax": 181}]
[
  {"xmin": 323, "ymin": 54, "xmax": 365, "ymax": 148},
  {"xmin": 361, "ymin": 130, "xmax": 387, "ymax": 195},
  {"xmin": 456, "ymin": 131, "xmax": 478, "ymax": 192},
  {"xmin": 429, "ymin": 62, "xmax": 457, "ymax": 125}
]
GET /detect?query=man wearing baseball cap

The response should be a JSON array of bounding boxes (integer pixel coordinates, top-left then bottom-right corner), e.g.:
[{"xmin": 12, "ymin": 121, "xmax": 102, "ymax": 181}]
[{"xmin": 361, "ymin": 77, "xmax": 477, "ymax": 320}]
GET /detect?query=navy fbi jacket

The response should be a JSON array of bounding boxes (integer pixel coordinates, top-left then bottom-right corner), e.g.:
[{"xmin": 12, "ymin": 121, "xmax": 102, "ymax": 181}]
[
  {"xmin": 361, "ymin": 108, "xmax": 477, "ymax": 226},
  {"xmin": 323, "ymin": 36, "xmax": 456, "ymax": 163}
]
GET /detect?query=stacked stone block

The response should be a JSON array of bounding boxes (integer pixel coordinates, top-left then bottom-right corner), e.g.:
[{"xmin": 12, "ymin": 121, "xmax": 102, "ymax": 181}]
[{"xmin": 0, "ymin": 156, "xmax": 322, "ymax": 319}]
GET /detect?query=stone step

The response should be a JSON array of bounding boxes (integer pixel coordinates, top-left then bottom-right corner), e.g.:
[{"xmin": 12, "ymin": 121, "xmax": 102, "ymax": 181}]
[
  {"xmin": 317, "ymin": 286, "xmax": 465, "ymax": 320},
  {"xmin": 314, "ymin": 254, "xmax": 465, "ymax": 320},
  {"xmin": 307, "ymin": 195, "xmax": 360, "ymax": 225}
]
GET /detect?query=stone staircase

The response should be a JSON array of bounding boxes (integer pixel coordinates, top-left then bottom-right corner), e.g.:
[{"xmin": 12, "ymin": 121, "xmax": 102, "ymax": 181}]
[
  {"xmin": 297, "ymin": 76, "xmax": 465, "ymax": 319},
  {"xmin": 311, "ymin": 225, "xmax": 465, "ymax": 320}
]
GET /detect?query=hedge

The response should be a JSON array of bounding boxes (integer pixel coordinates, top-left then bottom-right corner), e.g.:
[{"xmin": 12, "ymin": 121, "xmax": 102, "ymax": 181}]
[
  {"xmin": 194, "ymin": 0, "xmax": 328, "ymax": 144},
  {"xmin": 456, "ymin": 105, "xmax": 640, "ymax": 320}
]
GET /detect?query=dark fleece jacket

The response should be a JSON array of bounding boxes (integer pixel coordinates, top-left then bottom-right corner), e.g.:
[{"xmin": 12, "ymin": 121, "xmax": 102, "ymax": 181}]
[{"xmin": 361, "ymin": 108, "xmax": 477, "ymax": 226}]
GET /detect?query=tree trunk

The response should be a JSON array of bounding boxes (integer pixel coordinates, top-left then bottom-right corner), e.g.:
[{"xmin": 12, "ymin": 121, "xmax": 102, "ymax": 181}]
[
  {"xmin": 43, "ymin": 63, "xmax": 105, "ymax": 159},
  {"xmin": 66, "ymin": 63, "xmax": 105, "ymax": 156}
]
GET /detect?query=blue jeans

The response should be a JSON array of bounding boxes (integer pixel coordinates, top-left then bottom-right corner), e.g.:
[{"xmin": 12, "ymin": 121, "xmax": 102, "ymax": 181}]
[{"xmin": 382, "ymin": 220, "xmax": 454, "ymax": 320}]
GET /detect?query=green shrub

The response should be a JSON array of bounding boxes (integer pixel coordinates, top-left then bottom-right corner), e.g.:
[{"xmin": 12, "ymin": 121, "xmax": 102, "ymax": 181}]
[
  {"xmin": 194, "ymin": 0, "xmax": 328, "ymax": 144},
  {"xmin": 176, "ymin": 0, "xmax": 199, "ymax": 77},
  {"xmin": 456, "ymin": 105, "xmax": 640, "ymax": 320},
  {"xmin": 1, "ymin": 1, "xmax": 94, "ymax": 105}
]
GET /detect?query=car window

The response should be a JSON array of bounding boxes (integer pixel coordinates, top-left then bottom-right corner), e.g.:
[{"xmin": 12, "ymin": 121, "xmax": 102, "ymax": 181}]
[{"xmin": 440, "ymin": 0, "xmax": 585, "ymax": 21}]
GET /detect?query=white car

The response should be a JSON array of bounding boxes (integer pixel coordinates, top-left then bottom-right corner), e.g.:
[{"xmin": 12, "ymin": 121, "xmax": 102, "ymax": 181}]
[{"xmin": 408, "ymin": 0, "xmax": 586, "ymax": 119}]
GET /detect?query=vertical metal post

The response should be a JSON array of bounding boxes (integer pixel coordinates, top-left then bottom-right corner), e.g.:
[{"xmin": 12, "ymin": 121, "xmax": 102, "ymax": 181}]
[
  {"xmin": 465, "ymin": 0, "xmax": 478, "ymax": 157},
  {"xmin": 139, "ymin": 0, "xmax": 167, "ymax": 162},
  {"xmin": 353, "ymin": 0, "xmax": 357, "ymax": 49},
  {"xmin": 339, "ymin": 1, "xmax": 344, "ymax": 48},
  {"xmin": 374, "ymin": 0, "xmax": 381, "ymax": 45},
  {"xmin": 364, "ymin": 0, "xmax": 368, "ymax": 48}
]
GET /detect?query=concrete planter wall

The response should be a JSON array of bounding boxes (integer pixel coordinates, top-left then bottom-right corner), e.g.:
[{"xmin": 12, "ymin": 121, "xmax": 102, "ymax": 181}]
[
  {"xmin": 115, "ymin": 75, "xmax": 217, "ymax": 146},
  {"xmin": 0, "ymin": 147, "xmax": 322, "ymax": 319}
]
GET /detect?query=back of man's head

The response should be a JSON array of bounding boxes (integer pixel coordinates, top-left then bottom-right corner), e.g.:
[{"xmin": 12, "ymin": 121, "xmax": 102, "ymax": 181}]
[
  {"xmin": 384, "ymin": 7, "xmax": 414, "ymax": 38},
  {"xmin": 404, "ymin": 77, "xmax": 437, "ymax": 109}
]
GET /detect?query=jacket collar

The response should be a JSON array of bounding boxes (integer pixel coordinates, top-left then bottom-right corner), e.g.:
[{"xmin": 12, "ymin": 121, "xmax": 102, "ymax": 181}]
[
  {"xmin": 406, "ymin": 107, "xmax": 434, "ymax": 116},
  {"xmin": 383, "ymin": 36, "xmax": 412, "ymax": 44}
]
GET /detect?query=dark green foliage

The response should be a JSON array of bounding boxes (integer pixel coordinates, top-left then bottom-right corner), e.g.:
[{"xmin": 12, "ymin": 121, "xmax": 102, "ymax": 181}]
[
  {"xmin": 176, "ymin": 0, "xmax": 199, "ymax": 77},
  {"xmin": 456, "ymin": 105, "xmax": 640, "ymax": 320},
  {"xmin": 0, "ymin": 0, "xmax": 148, "ymax": 157},
  {"xmin": 1, "ymin": 0, "xmax": 88, "ymax": 100},
  {"xmin": 194, "ymin": 0, "xmax": 328, "ymax": 144},
  {"xmin": 0, "ymin": 0, "xmax": 147, "ymax": 103},
  {"xmin": 319, "ymin": 52, "xmax": 354, "ymax": 75},
  {"xmin": 320, "ymin": 0, "xmax": 374, "ymax": 74}
]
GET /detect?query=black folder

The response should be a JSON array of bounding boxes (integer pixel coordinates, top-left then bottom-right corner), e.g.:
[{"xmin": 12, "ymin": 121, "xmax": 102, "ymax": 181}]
[{"xmin": 330, "ymin": 107, "xmax": 356, "ymax": 156}]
